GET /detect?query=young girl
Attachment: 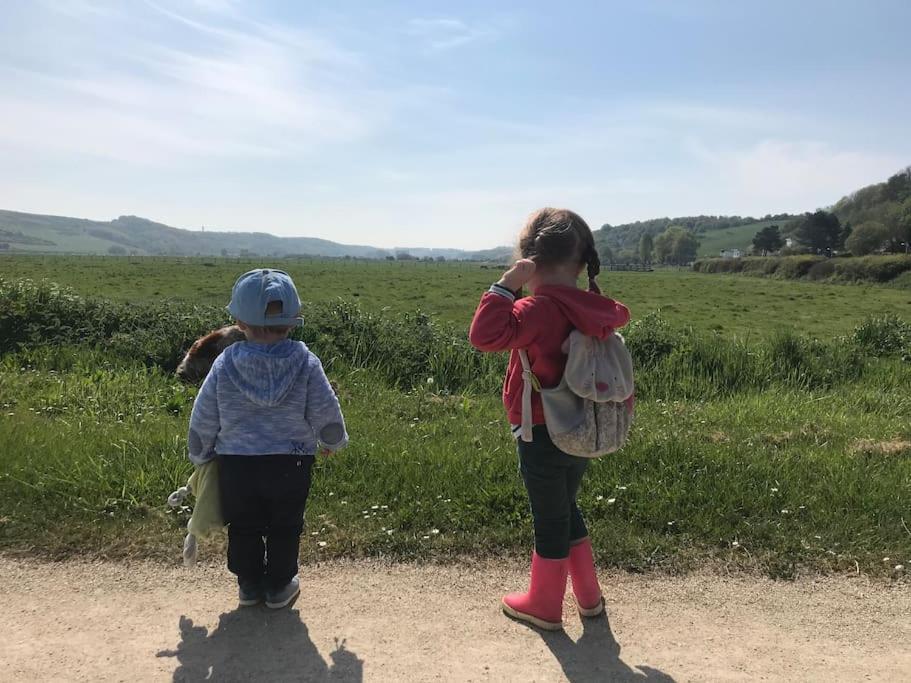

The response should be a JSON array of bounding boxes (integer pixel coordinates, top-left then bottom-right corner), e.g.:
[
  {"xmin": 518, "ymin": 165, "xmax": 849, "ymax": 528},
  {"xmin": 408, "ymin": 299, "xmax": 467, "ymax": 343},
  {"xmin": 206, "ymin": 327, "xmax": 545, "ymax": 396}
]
[{"xmin": 469, "ymin": 208, "xmax": 630, "ymax": 630}]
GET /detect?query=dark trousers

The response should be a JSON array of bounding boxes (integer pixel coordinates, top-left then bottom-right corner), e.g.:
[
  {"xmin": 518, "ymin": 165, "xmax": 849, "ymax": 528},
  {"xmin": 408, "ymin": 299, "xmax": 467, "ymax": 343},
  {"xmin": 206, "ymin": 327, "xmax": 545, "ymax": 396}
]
[
  {"xmin": 218, "ymin": 454, "xmax": 314, "ymax": 592},
  {"xmin": 518, "ymin": 425, "xmax": 590, "ymax": 559}
]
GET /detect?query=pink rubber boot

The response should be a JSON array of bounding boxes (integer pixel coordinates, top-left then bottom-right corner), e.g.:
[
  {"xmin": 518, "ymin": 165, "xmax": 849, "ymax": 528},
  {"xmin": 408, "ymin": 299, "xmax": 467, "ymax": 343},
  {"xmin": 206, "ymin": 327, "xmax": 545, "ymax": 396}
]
[
  {"xmin": 569, "ymin": 538, "xmax": 605, "ymax": 617},
  {"xmin": 502, "ymin": 552, "xmax": 568, "ymax": 631}
]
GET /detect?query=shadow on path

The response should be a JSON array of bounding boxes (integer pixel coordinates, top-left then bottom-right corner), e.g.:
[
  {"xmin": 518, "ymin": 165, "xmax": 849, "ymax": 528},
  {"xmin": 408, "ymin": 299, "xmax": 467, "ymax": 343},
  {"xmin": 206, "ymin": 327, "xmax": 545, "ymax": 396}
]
[
  {"xmin": 540, "ymin": 611, "xmax": 676, "ymax": 683},
  {"xmin": 157, "ymin": 605, "xmax": 363, "ymax": 682}
]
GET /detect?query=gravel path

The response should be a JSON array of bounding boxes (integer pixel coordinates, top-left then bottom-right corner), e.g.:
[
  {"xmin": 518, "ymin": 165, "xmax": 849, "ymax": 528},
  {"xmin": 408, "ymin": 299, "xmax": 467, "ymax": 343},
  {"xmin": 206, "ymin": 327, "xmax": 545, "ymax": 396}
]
[{"xmin": 0, "ymin": 557, "xmax": 908, "ymax": 682}]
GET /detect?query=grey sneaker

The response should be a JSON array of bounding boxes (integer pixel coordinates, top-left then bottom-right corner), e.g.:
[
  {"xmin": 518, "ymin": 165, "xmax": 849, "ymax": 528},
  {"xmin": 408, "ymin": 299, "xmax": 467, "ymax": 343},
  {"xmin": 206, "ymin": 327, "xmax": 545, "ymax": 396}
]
[
  {"xmin": 238, "ymin": 580, "xmax": 264, "ymax": 607},
  {"xmin": 266, "ymin": 576, "xmax": 300, "ymax": 609}
]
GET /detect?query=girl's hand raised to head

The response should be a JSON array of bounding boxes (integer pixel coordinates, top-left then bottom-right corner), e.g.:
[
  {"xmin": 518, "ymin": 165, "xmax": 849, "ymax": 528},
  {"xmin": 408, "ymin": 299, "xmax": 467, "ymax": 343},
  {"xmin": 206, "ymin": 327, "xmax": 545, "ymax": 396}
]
[{"xmin": 498, "ymin": 259, "xmax": 536, "ymax": 292}]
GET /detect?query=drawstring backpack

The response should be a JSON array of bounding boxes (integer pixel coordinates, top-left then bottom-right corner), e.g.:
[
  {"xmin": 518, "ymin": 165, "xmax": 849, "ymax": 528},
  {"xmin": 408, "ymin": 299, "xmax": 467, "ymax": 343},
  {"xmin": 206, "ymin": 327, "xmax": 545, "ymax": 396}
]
[{"xmin": 519, "ymin": 330, "xmax": 634, "ymax": 457}]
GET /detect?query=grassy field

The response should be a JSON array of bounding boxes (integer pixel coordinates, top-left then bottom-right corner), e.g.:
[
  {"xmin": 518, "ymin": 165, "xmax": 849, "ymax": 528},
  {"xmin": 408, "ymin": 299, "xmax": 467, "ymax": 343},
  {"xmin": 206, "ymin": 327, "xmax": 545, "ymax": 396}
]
[
  {"xmin": 695, "ymin": 220, "xmax": 780, "ymax": 257},
  {"xmin": 4, "ymin": 255, "xmax": 911, "ymax": 337},
  {"xmin": 1, "ymin": 258, "xmax": 909, "ymax": 577}
]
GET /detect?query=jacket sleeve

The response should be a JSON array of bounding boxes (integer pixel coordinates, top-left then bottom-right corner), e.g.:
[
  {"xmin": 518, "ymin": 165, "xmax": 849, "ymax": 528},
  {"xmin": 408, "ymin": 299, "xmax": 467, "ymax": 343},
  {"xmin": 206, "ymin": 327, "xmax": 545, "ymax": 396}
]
[
  {"xmin": 469, "ymin": 284, "xmax": 548, "ymax": 352},
  {"xmin": 187, "ymin": 364, "xmax": 220, "ymax": 465},
  {"xmin": 306, "ymin": 358, "xmax": 349, "ymax": 452}
]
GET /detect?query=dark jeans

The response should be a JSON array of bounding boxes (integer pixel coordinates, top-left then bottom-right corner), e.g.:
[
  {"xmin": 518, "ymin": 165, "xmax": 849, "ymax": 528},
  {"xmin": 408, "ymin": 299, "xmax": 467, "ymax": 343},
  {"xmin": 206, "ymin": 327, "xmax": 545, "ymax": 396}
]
[
  {"xmin": 518, "ymin": 425, "xmax": 590, "ymax": 559},
  {"xmin": 218, "ymin": 454, "xmax": 314, "ymax": 592}
]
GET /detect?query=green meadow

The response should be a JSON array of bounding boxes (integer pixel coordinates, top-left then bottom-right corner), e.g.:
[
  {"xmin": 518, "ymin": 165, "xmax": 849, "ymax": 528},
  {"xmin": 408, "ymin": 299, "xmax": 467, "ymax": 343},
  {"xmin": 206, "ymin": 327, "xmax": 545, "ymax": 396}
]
[
  {"xmin": 4, "ymin": 254, "xmax": 911, "ymax": 336},
  {"xmin": 0, "ymin": 256, "xmax": 909, "ymax": 578}
]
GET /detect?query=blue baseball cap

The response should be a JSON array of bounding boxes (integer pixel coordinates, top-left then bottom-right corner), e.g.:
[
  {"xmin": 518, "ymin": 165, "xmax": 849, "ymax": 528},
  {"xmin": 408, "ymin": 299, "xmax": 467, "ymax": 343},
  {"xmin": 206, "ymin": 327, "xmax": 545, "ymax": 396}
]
[{"xmin": 227, "ymin": 269, "xmax": 303, "ymax": 327}]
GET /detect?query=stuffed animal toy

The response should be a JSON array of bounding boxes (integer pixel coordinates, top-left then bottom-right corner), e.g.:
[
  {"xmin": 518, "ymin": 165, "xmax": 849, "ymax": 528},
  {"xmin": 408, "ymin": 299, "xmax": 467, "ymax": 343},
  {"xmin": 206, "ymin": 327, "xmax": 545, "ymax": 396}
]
[{"xmin": 167, "ymin": 459, "xmax": 224, "ymax": 566}]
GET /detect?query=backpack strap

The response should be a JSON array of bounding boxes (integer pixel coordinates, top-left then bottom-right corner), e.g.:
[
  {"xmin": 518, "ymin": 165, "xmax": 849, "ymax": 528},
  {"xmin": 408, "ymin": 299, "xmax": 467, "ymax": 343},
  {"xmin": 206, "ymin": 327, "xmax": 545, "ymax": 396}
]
[{"xmin": 517, "ymin": 349, "xmax": 541, "ymax": 442}]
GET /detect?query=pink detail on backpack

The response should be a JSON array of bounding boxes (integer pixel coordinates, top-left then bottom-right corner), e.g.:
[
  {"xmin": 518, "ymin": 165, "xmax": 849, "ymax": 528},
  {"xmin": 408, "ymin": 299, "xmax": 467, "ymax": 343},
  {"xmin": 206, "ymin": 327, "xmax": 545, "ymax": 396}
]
[{"xmin": 596, "ymin": 382, "xmax": 609, "ymax": 392}]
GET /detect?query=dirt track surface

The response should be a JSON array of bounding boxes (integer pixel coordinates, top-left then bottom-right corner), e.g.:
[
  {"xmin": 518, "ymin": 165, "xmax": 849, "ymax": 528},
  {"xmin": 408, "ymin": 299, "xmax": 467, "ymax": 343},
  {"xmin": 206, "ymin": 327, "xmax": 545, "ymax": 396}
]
[{"xmin": 0, "ymin": 557, "xmax": 908, "ymax": 682}]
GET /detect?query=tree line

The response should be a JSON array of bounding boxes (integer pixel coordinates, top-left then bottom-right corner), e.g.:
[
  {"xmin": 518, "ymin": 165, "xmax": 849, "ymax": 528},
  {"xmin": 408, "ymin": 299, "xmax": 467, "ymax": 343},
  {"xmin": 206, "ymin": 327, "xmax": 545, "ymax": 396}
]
[
  {"xmin": 599, "ymin": 225, "xmax": 699, "ymax": 266},
  {"xmin": 748, "ymin": 170, "xmax": 911, "ymax": 258}
]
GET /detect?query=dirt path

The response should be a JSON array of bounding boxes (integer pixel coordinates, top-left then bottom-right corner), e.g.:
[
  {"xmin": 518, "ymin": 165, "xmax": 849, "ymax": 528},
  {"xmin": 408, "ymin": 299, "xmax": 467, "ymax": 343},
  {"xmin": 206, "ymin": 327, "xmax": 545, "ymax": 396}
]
[{"xmin": 0, "ymin": 557, "xmax": 908, "ymax": 682}]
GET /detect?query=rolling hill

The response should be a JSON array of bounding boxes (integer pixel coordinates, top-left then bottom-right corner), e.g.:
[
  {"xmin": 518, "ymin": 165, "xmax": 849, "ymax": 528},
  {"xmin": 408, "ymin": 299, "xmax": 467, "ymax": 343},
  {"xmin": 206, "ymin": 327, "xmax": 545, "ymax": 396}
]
[
  {"xmin": 595, "ymin": 214, "xmax": 796, "ymax": 260},
  {"xmin": 0, "ymin": 210, "xmax": 512, "ymax": 261},
  {"xmin": 693, "ymin": 220, "xmax": 787, "ymax": 257}
]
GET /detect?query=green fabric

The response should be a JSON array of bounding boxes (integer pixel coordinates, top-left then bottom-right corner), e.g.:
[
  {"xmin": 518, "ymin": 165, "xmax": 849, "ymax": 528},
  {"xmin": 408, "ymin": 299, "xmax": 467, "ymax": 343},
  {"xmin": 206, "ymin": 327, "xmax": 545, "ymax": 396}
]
[{"xmin": 186, "ymin": 460, "xmax": 225, "ymax": 538}]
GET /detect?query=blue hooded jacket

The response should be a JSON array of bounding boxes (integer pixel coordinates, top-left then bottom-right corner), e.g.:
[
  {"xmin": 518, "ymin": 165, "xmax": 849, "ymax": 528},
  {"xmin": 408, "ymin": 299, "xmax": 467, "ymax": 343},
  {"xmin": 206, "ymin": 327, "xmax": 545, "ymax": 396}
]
[{"xmin": 187, "ymin": 339, "xmax": 347, "ymax": 464}]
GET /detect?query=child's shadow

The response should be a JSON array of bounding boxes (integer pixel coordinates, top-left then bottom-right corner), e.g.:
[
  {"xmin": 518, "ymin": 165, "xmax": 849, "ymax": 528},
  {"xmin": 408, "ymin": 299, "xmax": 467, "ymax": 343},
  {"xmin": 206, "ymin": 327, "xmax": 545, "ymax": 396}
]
[
  {"xmin": 157, "ymin": 607, "xmax": 363, "ymax": 682},
  {"xmin": 540, "ymin": 612, "xmax": 676, "ymax": 683}
]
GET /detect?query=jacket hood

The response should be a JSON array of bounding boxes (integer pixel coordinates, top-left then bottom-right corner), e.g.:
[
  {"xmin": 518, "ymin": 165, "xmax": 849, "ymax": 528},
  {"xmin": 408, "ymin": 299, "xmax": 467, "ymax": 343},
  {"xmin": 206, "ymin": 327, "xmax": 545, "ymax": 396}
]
[
  {"xmin": 533, "ymin": 285, "xmax": 630, "ymax": 339},
  {"xmin": 221, "ymin": 339, "xmax": 309, "ymax": 407}
]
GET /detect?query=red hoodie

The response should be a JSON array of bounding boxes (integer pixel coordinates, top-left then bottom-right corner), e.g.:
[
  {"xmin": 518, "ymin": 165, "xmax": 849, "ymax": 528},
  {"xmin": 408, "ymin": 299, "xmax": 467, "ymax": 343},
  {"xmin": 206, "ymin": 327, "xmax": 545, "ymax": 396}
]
[{"xmin": 469, "ymin": 283, "xmax": 631, "ymax": 426}]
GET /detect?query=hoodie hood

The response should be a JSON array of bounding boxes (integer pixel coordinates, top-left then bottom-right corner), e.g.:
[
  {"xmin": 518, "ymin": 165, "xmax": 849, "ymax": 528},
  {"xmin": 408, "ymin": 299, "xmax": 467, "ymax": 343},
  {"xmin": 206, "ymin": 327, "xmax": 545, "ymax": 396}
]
[
  {"xmin": 221, "ymin": 339, "xmax": 309, "ymax": 407},
  {"xmin": 533, "ymin": 285, "xmax": 630, "ymax": 339}
]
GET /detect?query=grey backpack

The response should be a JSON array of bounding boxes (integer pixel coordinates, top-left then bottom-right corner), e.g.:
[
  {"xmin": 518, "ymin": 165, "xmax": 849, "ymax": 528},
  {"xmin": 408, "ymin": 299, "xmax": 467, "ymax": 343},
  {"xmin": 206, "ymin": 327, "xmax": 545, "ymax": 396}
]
[{"xmin": 519, "ymin": 330, "xmax": 634, "ymax": 458}]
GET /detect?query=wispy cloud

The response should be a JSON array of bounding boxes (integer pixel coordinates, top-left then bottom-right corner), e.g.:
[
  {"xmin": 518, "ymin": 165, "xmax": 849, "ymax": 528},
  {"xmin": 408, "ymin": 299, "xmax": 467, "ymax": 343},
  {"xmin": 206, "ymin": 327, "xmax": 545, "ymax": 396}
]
[
  {"xmin": 0, "ymin": 1, "xmax": 378, "ymax": 164},
  {"xmin": 406, "ymin": 17, "xmax": 496, "ymax": 51}
]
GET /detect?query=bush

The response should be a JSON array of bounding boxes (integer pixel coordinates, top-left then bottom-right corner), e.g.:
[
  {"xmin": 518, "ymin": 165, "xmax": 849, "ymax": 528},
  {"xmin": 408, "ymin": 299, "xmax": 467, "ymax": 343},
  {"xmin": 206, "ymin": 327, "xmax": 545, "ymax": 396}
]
[
  {"xmin": 832, "ymin": 255, "xmax": 911, "ymax": 283},
  {"xmin": 776, "ymin": 255, "xmax": 825, "ymax": 279},
  {"xmin": 891, "ymin": 271, "xmax": 911, "ymax": 290},
  {"xmin": 851, "ymin": 315, "xmax": 911, "ymax": 358},
  {"xmin": 695, "ymin": 255, "xmax": 911, "ymax": 284},
  {"xmin": 0, "ymin": 278, "xmax": 503, "ymax": 394},
  {"xmin": 1, "ymin": 278, "xmax": 907, "ymax": 404},
  {"xmin": 624, "ymin": 312, "xmax": 689, "ymax": 366},
  {"xmin": 806, "ymin": 260, "xmax": 835, "ymax": 281}
]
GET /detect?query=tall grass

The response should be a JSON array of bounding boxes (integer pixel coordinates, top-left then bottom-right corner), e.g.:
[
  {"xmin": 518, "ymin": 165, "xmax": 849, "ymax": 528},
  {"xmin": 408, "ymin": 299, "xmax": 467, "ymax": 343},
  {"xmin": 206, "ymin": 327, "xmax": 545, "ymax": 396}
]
[
  {"xmin": 2, "ymin": 277, "xmax": 910, "ymax": 576},
  {"xmin": 2, "ymin": 278, "xmax": 906, "ymax": 402},
  {"xmin": 0, "ymin": 346, "xmax": 908, "ymax": 575}
]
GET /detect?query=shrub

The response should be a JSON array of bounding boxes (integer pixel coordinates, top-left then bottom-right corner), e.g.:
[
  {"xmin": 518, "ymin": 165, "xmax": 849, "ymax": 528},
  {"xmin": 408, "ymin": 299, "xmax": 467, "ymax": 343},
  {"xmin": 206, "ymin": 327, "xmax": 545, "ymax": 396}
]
[
  {"xmin": 806, "ymin": 260, "xmax": 835, "ymax": 281},
  {"xmin": 1, "ymin": 278, "xmax": 907, "ymax": 404},
  {"xmin": 695, "ymin": 255, "xmax": 911, "ymax": 284},
  {"xmin": 832, "ymin": 255, "xmax": 911, "ymax": 283},
  {"xmin": 624, "ymin": 312, "xmax": 688, "ymax": 366},
  {"xmin": 851, "ymin": 315, "xmax": 911, "ymax": 358},
  {"xmin": 891, "ymin": 271, "xmax": 911, "ymax": 290},
  {"xmin": 0, "ymin": 277, "xmax": 503, "ymax": 394},
  {"xmin": 775, "ymin": 255, "xmax": 825, "ymax": 279}
]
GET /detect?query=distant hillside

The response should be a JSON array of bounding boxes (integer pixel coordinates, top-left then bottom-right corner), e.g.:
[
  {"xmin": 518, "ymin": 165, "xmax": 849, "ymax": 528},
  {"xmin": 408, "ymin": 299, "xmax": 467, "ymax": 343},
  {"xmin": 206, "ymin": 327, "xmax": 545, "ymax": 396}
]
[
  {"xmin": 0, "ymin": 210, "xmax": 512, "ymax": 261},
  {"xmin": 693, "ymin": 220, "xmax": 787, "ymax": 257},
  {"xmin": 596, "ymin": 214, "xmax": 794, "ymax": 259}
]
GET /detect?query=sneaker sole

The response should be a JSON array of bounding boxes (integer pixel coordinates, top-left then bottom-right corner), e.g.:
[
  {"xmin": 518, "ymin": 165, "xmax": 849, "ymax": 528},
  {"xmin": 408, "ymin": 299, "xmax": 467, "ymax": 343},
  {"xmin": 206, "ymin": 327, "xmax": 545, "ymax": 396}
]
[
  {"xmin": 238, "ymin": 597, "xmax": 262, "ymax": 607},
  {"xmin": 501, "ymin": 600, "xmax": 563, "ymax": 631},
  {"xmin": 266, "ymin": 586, "xmax": 300, "ymax": 610},
  {"xmin": 577, "ymin": 596, "xmax": 605, "ymax": 618}
]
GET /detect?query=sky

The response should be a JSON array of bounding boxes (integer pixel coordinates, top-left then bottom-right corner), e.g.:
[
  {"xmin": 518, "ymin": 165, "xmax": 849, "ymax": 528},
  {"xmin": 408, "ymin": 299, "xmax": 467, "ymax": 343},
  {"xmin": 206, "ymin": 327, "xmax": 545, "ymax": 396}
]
[{"xmin": 1, "ymin": 1, "xmax": 909, "ymax": 250}]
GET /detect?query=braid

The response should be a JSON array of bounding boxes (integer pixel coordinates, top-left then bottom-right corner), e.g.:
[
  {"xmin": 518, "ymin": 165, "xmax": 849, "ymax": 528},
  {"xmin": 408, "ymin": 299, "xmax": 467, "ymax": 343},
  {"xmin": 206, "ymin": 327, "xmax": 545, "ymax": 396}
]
[{"xmin": 586, "ymin": 244, "xmax": 601, "ymax": 294}]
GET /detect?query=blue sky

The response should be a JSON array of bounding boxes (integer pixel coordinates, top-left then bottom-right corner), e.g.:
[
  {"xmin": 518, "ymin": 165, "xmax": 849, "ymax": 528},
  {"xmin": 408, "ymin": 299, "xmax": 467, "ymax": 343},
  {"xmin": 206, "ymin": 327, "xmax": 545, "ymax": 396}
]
[{"xmin": 1, "ymin": 0, "xmax": 909, "ymax": 249}]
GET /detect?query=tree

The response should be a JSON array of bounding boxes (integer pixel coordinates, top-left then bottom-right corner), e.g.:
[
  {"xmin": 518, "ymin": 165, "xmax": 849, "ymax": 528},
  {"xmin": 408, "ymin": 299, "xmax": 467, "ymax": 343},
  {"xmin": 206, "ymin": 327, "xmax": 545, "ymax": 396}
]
[
  {"xmin": 846, "ymin": 221, "xmax": 890, "ymax": 256},
  {"xmin": 107, "ymin": 245, "xmax": 127, "ymax": 255},
  {"xmin": 838, "ymin": 222, "xmax": 853, "ymax": 251},
  {"xmin": 654, "ymin": 226, "xmax": 699, "ymax": 265},
  {"xmin": 638, "ymin": 233, "xmax": 654, "ymax": 264},
  {"xmin": 884, "ymin": 169, "xmax": 911, "ymax": 202},
  {"xmin": 790, "ymin": 210, "xmax": 841, "ymax": 253},
  {"xmin": 598, "ymin": 243, "xmax": 614, "ymax": 265},
  {"xmin": 752, "ymin": 225, "xmax": 783, "ymax": 255},
  {"xmin": 897, "ymin": 199, "xmax": 911, "ymax": 253}
]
